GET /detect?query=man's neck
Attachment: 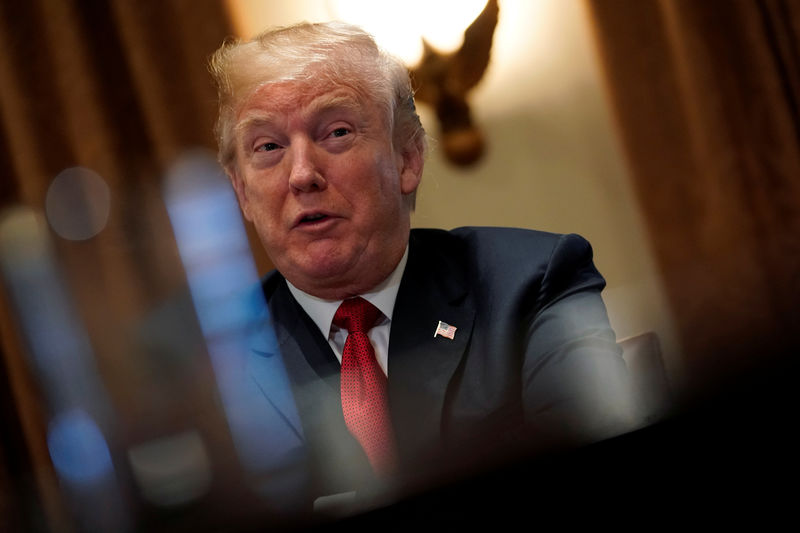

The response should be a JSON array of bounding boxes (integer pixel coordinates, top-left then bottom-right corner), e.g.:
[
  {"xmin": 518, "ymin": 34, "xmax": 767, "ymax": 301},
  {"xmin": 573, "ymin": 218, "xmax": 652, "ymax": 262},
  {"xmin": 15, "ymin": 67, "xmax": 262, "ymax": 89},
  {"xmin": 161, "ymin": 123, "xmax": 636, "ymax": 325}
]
[{"xmin": 286, "ymin": 246, "xmax": 409, "ymax": 342}]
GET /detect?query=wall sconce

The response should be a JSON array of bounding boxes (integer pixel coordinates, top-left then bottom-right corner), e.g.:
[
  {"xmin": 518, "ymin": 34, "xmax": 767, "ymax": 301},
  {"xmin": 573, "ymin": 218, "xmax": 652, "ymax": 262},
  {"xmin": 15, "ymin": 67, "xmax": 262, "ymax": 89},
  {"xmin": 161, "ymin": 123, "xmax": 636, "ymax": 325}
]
[
  {"xmin": 329, "ymin": 0, "xmax": 499, "ymax": 167},
  {"xmin": 411, "ymin": 0, "xmax": 499, "ymax": 166}
]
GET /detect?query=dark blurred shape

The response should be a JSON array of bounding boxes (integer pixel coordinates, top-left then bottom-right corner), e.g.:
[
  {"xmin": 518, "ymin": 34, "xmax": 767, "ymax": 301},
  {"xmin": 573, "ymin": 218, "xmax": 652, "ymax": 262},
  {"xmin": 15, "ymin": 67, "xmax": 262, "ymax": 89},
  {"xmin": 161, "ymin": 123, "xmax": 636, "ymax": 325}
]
[
  {"xmin": 330, "ymin": 343, "xmax": 797, "ymax": 528},
  {"xmin": 411, "ymin": 0, "xmax": 498, "ymax": 166}
]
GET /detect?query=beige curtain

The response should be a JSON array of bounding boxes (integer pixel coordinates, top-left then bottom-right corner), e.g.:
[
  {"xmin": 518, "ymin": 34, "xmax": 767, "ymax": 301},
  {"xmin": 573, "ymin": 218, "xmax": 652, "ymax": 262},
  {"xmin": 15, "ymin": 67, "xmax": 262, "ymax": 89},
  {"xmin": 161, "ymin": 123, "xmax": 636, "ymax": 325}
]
[{"xmin": 586, "ymin": 0, "xmax": 800, "ymax": 389}]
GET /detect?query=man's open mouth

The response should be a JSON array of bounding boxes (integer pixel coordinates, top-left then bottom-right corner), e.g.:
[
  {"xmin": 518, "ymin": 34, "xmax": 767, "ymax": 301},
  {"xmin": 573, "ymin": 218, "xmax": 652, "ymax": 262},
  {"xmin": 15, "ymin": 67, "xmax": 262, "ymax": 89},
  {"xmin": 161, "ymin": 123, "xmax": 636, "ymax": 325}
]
[{"xmin": 298, "ymin": 213, "xmax": 330, "ymax": 225}]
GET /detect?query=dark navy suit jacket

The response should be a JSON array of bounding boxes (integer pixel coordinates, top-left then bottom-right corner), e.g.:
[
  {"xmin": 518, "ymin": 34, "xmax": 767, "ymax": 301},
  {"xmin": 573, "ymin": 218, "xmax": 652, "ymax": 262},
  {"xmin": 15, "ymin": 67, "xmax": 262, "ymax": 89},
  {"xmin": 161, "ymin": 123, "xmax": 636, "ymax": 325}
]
[{"xmin": 248, "ymin": 227, "xmax": 632, "ymax": 504}]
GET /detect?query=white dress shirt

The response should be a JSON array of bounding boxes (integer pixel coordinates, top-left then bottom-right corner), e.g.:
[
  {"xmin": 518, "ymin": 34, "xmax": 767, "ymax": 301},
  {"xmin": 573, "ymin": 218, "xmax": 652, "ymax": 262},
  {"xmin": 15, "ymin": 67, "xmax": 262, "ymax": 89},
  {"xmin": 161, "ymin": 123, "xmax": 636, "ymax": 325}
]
[{"xmin": 285, "ymin": 247, "xmax": 408, "ymax": 377}]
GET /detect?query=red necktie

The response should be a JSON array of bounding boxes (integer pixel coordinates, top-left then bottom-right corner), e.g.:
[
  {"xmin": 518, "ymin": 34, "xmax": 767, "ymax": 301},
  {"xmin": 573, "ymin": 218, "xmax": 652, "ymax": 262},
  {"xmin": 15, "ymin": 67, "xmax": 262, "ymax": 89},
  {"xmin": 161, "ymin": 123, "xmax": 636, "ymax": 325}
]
[{"xmin": 334, "ymin": 297, "xmax": 396, "ymax": 476}]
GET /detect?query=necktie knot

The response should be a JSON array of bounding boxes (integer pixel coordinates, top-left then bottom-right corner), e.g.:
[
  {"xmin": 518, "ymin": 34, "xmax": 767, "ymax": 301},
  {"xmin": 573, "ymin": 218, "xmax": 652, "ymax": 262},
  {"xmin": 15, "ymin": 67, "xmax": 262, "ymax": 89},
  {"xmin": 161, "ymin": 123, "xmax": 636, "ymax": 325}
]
[{"xmin": 333, "ymin": 297, "xmax": 382, "ymax": 334}]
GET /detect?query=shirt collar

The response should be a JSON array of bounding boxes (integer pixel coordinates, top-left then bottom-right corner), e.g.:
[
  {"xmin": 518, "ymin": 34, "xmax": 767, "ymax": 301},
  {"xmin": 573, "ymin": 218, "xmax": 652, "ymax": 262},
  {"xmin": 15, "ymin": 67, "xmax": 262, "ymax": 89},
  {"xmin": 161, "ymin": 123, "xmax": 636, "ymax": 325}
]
[{"xmin": 286, "ymin": 246, "xmax": 409, "ymax": 338}]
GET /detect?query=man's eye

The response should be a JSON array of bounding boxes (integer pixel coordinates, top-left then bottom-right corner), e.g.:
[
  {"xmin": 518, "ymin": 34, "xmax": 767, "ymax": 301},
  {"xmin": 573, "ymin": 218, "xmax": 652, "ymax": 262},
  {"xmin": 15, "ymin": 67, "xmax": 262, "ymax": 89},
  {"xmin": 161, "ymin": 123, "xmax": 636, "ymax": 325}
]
[
  {"xmin": 330, "ymin": 127, "xmax": 350, "ymax": 138},
  {"xmin": 256, "ymin": 142, "xmax": 280, "ymax": 152}
]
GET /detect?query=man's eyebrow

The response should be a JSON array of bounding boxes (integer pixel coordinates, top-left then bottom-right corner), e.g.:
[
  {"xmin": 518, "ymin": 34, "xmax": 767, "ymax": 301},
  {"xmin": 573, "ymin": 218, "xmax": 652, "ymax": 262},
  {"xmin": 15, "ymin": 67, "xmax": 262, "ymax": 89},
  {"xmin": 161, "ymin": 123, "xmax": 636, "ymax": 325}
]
[
  {"xmin": 235, "ymin": 114, "xmax": 278, "ymax": 136},
  {"xmin": 306, "ymin": 93, "xmax": 362, "ymax": 116}
]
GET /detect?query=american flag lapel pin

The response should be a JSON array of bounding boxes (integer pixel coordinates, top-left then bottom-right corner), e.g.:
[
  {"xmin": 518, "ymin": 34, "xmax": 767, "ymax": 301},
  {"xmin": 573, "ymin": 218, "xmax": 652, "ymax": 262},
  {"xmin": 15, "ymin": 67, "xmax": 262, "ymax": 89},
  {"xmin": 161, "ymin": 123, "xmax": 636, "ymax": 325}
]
[{"xmin": 434, "ymin": 320, "xmax": 457, "ymax": 340}]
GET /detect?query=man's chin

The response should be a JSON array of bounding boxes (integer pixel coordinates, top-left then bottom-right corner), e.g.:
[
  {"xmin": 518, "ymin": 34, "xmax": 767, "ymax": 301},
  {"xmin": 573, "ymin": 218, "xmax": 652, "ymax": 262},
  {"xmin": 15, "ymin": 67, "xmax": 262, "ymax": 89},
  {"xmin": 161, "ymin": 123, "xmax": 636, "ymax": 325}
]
[
  {"xmin": 274, "ymin": 243, "xmax": 401, "ymax": 299},
  {"xmin": 278, "ymin": 257, "xmax": 356, "ymax": 297}
]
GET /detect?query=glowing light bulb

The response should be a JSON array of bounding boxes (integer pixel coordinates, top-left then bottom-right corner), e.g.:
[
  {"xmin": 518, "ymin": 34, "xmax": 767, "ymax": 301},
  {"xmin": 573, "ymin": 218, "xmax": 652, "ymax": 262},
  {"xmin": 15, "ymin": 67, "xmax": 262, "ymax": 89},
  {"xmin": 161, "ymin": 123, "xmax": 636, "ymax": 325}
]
[{"xmin": 328, "ymin": 0, "xmax": 489, "ymax": 65}]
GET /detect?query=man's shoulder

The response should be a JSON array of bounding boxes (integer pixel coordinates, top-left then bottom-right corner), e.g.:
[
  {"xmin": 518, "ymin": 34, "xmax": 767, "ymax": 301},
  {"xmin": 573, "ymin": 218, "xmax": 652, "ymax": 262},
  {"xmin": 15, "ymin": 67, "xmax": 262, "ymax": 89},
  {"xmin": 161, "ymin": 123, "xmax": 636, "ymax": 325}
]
[
  {"xmin": 408, "ymin": 226, "xmax": 599, "ymax": 297},
  {"xmin": 412, "ymin": 225, "xmax": 567, "ymax": 243},
  {"xmin": 410, "ymin": 226, "xmax": 587, "ymax": 262}
]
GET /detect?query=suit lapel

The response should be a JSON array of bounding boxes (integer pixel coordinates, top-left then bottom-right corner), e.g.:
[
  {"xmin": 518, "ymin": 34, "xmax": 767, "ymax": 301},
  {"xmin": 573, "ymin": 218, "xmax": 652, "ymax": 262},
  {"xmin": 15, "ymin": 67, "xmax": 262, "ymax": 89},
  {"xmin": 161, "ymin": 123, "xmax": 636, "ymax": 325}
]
[
  {"xmin": 388, "ymin": 229, "xmax": 476, "ymax": 465},
  {"xmin": 246, "ymin": 313, "xmax": 305, "ymax": 441},
  {"xmin": 259, "ymin": 278, "xmax": 341, "ymax": 428}
]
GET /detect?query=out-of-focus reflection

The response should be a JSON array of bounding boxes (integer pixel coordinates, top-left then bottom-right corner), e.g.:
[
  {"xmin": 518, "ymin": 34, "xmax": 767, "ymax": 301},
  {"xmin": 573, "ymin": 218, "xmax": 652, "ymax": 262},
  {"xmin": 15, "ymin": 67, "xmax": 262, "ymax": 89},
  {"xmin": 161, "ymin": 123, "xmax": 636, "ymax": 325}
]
[
  {"xmin": 47, "ymin": 410, "xmax": 112, "ymax": 485},
  {"xmin": 163, "ymin": 149, "xmax": 308, "ymax": 510},
  {"xmin": 0, "ymin": 154, "xmax": 321, "ymax": 531},
  {"xmin": 126, "ymin": 430, "xmax": 211, "ymax": 508},
  {"xmin": 44, "ymin": 167, "xmax": 111, "ymax": 241},
  {"xmin": 0, "ymin": 207, "xmax": 130, "ymax": 532}
]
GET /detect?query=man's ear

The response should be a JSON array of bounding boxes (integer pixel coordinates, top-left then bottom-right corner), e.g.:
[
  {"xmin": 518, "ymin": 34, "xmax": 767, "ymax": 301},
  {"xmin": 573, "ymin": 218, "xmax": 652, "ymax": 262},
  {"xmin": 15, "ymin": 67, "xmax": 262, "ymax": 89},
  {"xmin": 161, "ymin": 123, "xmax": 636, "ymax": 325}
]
[
  {"xmin": 398, "ymin": 139, "xmax": 424, "ymax": 195},
  {"xmin": 229, "ymin": 167, "xmax": 253, "ymax": 221}
]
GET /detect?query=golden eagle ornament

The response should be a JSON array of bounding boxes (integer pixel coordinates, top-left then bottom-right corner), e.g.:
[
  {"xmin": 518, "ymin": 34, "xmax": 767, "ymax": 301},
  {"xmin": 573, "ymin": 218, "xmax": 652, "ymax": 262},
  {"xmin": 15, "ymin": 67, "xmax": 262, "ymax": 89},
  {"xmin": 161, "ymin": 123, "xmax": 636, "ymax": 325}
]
[{"xmin": 411, "ymin": 0, "xmax": 499, "ymax": 166}]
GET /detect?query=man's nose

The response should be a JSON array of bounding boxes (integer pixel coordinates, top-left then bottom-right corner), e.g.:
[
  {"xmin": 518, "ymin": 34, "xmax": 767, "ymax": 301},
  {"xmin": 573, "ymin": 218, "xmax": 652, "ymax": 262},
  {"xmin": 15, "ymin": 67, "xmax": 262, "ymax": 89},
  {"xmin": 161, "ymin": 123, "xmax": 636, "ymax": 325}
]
[{"xmin": 288, "ymin": 141, "xmax": 327, "ymax": 193}]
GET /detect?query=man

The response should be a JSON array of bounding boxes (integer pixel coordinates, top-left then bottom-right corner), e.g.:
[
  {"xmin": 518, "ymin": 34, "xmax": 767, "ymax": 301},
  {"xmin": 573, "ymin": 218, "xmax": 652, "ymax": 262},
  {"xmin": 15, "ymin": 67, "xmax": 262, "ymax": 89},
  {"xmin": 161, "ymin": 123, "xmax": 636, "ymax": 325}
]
[{"xmin": 208, "ymin": 21, "xmax": 632, "ymax": 510}]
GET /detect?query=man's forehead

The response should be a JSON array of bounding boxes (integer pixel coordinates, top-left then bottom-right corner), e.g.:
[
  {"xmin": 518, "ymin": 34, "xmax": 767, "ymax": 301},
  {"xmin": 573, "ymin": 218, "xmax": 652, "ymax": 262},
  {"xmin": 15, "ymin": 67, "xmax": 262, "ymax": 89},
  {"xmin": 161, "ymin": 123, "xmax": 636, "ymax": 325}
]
[{"xmin": 236, "ymin": 81, "xmax": 368, "ymax": 126}]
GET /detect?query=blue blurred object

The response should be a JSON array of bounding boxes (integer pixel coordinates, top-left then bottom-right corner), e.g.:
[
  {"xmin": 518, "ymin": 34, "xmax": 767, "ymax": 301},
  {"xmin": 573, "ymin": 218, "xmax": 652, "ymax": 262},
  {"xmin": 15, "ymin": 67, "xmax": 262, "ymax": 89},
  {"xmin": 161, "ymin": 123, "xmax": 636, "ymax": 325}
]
[
  {"xmin": 0, "ymin": 206, "xmax": 130, "ymax": 531},
  {"xmin": 164, "ymin": 150, "xmax": 308, "ymax": 508},
  {"xmin": 47, "ymin": 409, "xmax": 113, "ymax": 485}
]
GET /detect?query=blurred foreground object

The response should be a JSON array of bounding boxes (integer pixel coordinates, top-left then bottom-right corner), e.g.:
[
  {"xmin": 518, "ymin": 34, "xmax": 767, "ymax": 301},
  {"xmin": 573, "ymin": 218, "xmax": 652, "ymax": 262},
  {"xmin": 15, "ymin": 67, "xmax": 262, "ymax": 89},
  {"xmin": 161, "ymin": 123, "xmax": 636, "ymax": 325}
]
[
  {"xmin": 163, "ymin": 150, "xmax": 308, "ymax": 511},
  {"xmin": 0, "ymin": 207, "xmax": 129, "ymax": 532}
]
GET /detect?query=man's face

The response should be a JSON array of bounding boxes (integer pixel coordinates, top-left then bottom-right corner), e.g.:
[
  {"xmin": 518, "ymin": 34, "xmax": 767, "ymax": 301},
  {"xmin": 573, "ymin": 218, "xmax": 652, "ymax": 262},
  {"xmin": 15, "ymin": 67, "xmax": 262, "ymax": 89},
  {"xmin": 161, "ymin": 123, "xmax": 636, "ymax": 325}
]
[{"xmin": 230, "ymin": 79, "xmax": 423, "ymax": 300}]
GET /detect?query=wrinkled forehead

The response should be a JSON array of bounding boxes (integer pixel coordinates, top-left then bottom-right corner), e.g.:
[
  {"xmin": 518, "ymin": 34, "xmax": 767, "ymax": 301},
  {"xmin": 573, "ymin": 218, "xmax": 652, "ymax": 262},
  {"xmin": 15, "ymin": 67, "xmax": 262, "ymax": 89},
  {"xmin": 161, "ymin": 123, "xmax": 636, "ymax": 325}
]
[
  {"xmin": 247, "ymin": 78, "xmax": 361, "ymax": 111},
  {"xmin": 235, "ymin": 80, "xmax": 374, "ymax": 130}
]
